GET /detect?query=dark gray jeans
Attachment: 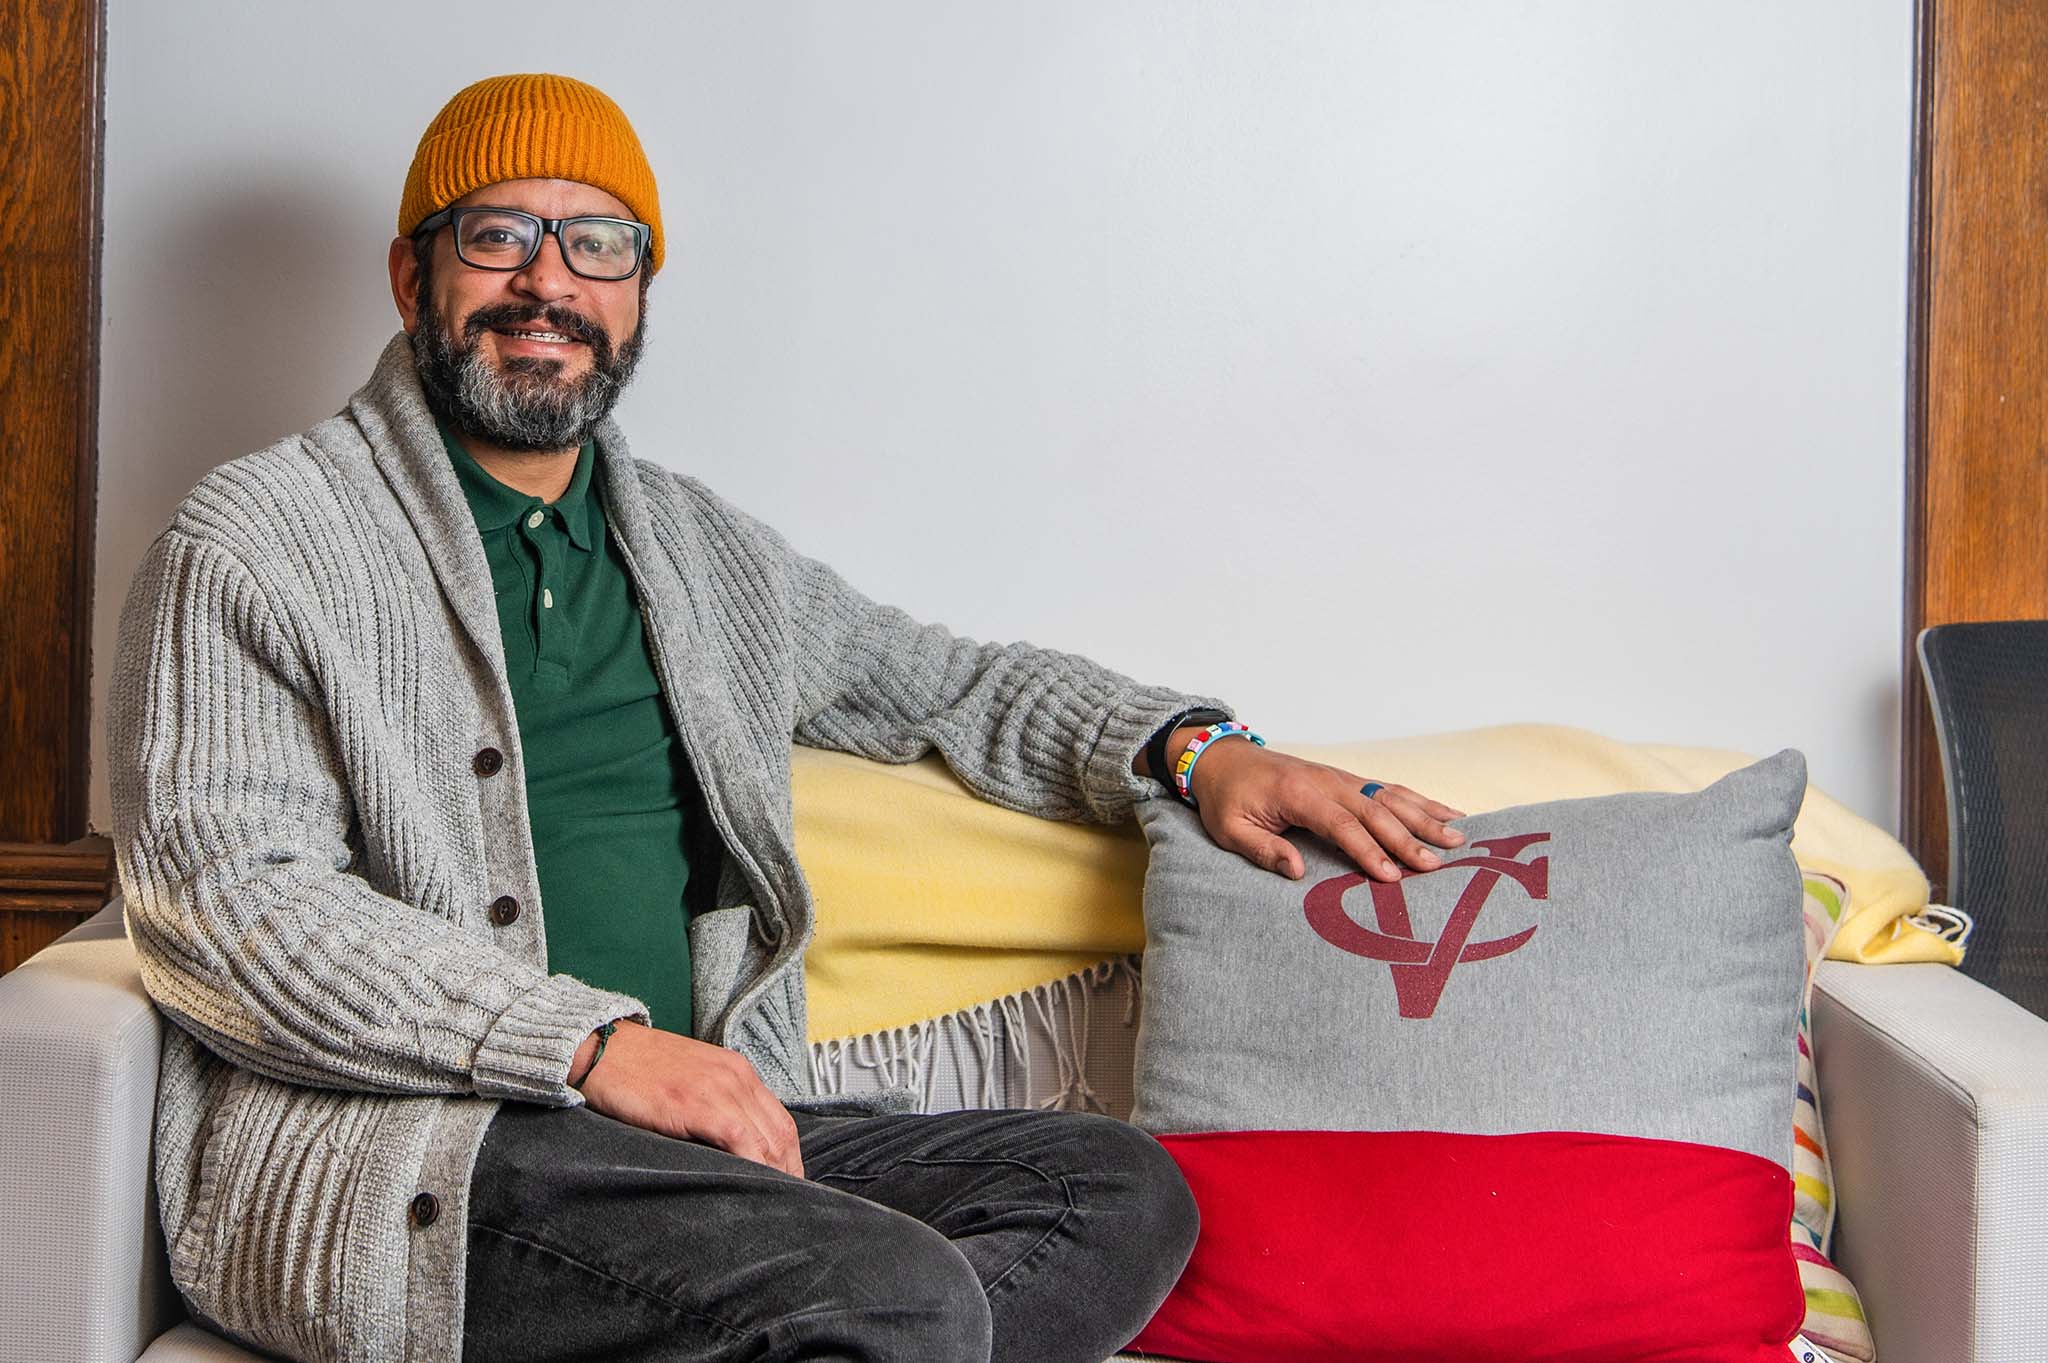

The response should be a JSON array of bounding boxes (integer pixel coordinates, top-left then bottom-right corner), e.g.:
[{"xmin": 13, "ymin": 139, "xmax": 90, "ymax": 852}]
[{"xmin": 460, "ymin": 1102, "xmax": 1199, "ymax": 1363}]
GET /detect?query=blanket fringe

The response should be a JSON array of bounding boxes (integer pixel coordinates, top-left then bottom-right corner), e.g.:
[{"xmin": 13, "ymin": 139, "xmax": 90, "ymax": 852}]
[{"xmin": 808, "ymin": 955, "xmax": 1143, "ymax": 1115}]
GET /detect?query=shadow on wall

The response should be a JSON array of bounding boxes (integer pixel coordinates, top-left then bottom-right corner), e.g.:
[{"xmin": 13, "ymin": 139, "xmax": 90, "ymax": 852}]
[{"xmin": 100, "ymin": 176, "xmax": 400, "ymax": 569}]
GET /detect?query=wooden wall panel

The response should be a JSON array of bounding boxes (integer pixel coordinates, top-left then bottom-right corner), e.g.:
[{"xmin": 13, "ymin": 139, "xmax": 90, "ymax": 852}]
[
  {"xmin": 0, "ymin": 836, "xmax": 114, "ymax": 966},
  {"xmin": 1903, "ymin": 0, "xmax": 2048, "ymax": 895},
  {"xmin": 0, "ymin": 0, "xmax": 114, "ymax": 970}
]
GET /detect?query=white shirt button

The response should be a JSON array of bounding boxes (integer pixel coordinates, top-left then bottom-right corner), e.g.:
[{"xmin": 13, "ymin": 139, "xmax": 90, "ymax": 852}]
[
  {"xmin": 526, "ymin": 510, "xmax": 544, "ymax": 529},
  {"xmin": 542, "ymin": 588, "xmax": 554, "ymax": 609}
]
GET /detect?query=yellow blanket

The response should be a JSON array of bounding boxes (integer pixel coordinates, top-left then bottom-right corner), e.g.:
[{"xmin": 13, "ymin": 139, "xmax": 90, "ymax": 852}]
[{"xmin": 793, "ymin": 724, "xmax": 1954, "ymax": 1042}]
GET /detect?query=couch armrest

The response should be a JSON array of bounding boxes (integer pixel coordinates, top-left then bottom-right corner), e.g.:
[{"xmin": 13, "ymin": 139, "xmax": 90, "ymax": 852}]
[
  {"xmin": 0, "ymin": 900, "xmax": 181, "ymax": 1363},
  {"xmin": 1811, "ymin": 960, "xmax": 2048, "ymax": 1363}
]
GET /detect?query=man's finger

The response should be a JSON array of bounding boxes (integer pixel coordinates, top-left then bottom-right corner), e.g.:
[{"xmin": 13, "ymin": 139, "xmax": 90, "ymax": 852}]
[
  {"xmin": 1387, "ymin": 784, "xmax": 1468, "ymax": 822},
  {"xmin": 776, "ymin": 1108, "xmax": 805, "ymax": 1179},
  {"xmin": 762, "ymin": 1103, "xmax": 804, "ymax": 1179},
  {"xmin": 1297, "ymin": 803, "xmax": 1407, "ymax": 881},
  {"xmin": 698, "ymin": 1108, "xmax": 779, "ymax": 1171},
  {"xmin": 1334, "ymin": 796, "xmax": 1444, "ymax": 875},
  {"xmin": 1234, "ymin": 830, "xmax": 1304, "ymax": 880},
  {"xmin": 731, "ymin": 1066, "xmax": 805, "ymax": 1178},
  {"xmin": 1366, "ymin": 787, "xmax": 1465, "ymax": 849},
  {"xmin": 739, "ymin": 1107, "xmax": 803, "ymax": 1180},
  {"xmin": 1346, "ymin": 774, "xmax": 1466, "ymax": 827}
]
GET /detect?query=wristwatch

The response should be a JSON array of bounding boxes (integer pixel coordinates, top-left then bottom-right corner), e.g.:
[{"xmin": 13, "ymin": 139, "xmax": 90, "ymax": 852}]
[{"xmin": 1143, "ymin": 708, "xmax": 1230, "ymax": 796}]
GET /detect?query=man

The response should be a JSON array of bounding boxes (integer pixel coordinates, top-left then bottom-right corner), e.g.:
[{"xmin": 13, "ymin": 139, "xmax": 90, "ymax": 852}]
[{"xmin": 109, "ymin": 74, "xmax": 1464, "ymax": 1363}]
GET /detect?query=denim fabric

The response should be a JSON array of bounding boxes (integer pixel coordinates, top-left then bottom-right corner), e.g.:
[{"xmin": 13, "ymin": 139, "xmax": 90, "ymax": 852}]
[{"xmin": 461, "ymin": 1103, "xmax": 1199, "ymax": 1362}]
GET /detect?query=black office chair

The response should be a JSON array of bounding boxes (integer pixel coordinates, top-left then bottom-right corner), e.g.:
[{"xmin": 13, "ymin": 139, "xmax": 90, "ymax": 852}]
[{"xmin": 1918, "ymin": 619, "xmax": 2048, "ymax": 1018}]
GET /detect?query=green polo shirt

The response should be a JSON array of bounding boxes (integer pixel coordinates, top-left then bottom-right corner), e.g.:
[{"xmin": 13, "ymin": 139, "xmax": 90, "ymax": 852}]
[{"xmin": 442, "ymin": 425, "xmax": 694, "ymax": 1034}]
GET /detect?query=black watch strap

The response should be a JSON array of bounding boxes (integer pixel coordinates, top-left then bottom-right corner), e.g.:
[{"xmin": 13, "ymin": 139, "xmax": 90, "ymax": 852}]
[{"xmin": 1144, "ymin": 707, "xmax": 1230, "ymax": 795}]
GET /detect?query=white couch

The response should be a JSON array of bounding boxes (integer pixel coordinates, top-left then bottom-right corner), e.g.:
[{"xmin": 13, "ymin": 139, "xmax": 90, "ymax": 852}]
[{"xmin": 4, "ymin": 902, "xmax": 2045, "ymax": 1363}]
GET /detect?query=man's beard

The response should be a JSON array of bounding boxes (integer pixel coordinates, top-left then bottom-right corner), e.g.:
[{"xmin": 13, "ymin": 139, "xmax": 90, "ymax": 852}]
[{"xmin": 411, "ymin": 279, "xmax": 647, "ymax": 452}]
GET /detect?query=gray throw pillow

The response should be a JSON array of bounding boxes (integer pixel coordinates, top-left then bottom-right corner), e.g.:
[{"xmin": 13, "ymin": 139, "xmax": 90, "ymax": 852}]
[{"xmin": 1130, "ymin": 748, "xmax": 1807, "ymax": 1166}]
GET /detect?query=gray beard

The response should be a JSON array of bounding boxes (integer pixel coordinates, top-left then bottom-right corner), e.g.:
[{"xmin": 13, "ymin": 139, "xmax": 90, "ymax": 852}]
[{"xmin": 411, "ymin": 295, "xmax": 645, "ymax": 452}]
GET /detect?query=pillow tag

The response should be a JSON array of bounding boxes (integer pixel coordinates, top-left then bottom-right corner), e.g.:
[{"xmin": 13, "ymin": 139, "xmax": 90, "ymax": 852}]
[{"xmin": 1790, "ymin": 1335, "xmax": 1840, "ymax": 1363}]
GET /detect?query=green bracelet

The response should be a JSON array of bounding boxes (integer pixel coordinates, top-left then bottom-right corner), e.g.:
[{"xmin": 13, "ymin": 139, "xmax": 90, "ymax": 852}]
[{"xmin": 576, "ymin": 1020, "xmax": 618, "ymax": 1088}]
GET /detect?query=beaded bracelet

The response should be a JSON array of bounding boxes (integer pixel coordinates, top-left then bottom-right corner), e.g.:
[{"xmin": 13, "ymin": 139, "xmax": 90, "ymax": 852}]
[{"xmin": 1173, "ymin": 721, "xmax": 1266, "ymax": 808}]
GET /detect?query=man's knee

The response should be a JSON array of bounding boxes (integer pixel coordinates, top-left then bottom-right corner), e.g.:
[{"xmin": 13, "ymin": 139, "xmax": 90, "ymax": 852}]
[
  {"xmin": 1090, "ymin": 1116, "xmax": 1200, "ymax": 1254},
  {"xmin": 769, "ymin": 1210, "xmax": 992, "ymax": 1363}
]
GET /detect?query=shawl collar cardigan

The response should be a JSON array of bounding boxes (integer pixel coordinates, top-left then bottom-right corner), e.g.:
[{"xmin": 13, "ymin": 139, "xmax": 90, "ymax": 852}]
[{"xmin": 108, "ymin": 334, "xmax": 1223, "ymax": 1362}]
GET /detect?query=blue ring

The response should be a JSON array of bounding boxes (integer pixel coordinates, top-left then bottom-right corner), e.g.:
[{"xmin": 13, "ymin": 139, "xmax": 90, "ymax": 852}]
[{"xmin": 1360, "ymin": 781, "xmax": 1385, "ymax": 801}]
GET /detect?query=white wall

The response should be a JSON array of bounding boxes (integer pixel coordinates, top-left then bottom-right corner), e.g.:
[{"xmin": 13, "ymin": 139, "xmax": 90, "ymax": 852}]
[{"xmin": 92, "ymin": 1, "xmax": 1915, "ymax": 830}]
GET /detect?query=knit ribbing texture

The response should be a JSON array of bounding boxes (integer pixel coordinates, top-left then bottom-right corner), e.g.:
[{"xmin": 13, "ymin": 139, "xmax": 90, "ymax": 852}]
[{"xmin": 399, "ymin": 73, "xmax": 665, "ymax": 272}]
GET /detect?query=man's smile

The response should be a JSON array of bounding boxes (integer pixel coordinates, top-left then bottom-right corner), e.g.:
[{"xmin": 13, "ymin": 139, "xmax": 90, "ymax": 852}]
[
  {"xmin": 483, "ymin": 323, "xmax": 596, "ymax": 367},
  {"xmin": 490, "ymin": 324, "xmax": 589, "ymax": 355}
]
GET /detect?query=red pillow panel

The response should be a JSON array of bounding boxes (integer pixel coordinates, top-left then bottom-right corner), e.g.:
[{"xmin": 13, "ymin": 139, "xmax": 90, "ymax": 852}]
[{"xmin": 1131, "ymin": 1130, "xmax": 1804, "ymax": 1363}]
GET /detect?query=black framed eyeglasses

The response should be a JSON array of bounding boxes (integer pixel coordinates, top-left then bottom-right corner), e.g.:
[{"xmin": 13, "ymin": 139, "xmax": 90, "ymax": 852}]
[{"xmin": 413, "ymin": 206, "xmax": 651, "ymax": 281}]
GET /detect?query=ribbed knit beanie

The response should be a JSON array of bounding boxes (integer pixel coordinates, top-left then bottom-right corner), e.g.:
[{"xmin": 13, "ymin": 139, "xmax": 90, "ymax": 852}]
[{"xmin": 399, "ymin": 73, "xmax": 664, "ymax": 274}]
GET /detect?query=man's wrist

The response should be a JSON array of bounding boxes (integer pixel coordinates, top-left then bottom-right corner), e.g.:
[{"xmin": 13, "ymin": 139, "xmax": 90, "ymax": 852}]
[
  {"xmin": 567, "ymin": 1020, "xmax": 622, "ymax": 1088},
  {"xmin": 566, "ymin": 1031, "xmax": 599, "ymax": 1087},
  {"xmin": 1137, "ymin": 707, "xmax": 1230, "ymax": 786},
  {"xmin": 1160, "ymin": 724, "xmax": 1209, "ymax": 779}
]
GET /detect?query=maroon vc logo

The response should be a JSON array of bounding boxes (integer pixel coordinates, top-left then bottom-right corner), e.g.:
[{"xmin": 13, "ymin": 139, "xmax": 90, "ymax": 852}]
[{"xmin": 1302, "ymin": 833, "xmax": 1550, "ymax": 1019}]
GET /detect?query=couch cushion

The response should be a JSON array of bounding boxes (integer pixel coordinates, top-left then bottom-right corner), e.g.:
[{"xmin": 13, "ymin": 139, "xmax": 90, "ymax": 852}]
[{"xmin": 1126, "ymin": 751, "xmax": 1810, "ymax": 1362}]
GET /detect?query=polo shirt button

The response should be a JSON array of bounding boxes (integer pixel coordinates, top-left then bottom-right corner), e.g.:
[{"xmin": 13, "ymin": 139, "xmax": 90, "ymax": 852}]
[
  {"xmin": 473, "ymin": 747, "xmax": 504, "ymax": 777},
  {"xmin": 410, "ymin": 1192, "xmax": 440, "ymax": 1227},
  {"xmin": 527, "ymin": 510, "xmax": 544, "ymax": 529},
  {"xmin": 489, "ymin": 895, "xmax": 520, "ymax": 926}
]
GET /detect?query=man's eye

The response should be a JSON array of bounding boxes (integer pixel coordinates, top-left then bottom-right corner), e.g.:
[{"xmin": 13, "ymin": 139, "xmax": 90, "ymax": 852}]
[{"xmin": 474, "ymin": 229, "xmax": 520, "ymax": 246}]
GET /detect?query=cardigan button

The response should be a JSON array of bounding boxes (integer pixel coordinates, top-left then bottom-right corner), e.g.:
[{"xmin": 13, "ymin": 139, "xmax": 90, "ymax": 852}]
[
  {"xmin": 410, "ymin": 1192, "xmax": 440, "ymax": 1227},
  {"xmin": 473, "ymin": 747, "xmax": 504, "ymax": 777},
  {"xmin": 489, "ymin": 895, "xmax": 520, "ymax": 926}
]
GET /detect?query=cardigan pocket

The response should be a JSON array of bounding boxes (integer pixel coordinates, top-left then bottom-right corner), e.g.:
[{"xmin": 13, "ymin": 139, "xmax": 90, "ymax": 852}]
[
  {"xmin": 170, "ymin": 1068, "xmax": 382, "ymax": 1352},
  {"xmin": 165, "ymin": 1062, "xmax": 255, "ymax": 1300}
]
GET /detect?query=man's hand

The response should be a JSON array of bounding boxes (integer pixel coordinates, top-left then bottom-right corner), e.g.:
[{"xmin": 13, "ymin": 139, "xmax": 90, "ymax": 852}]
[
  {"xmin": 1170, "ymin": 731, "xmax": 1468, "ymax": 882},
  {"xmin": 568, "ymin": 1021, "xmax": 805, "ymax": 1178}
]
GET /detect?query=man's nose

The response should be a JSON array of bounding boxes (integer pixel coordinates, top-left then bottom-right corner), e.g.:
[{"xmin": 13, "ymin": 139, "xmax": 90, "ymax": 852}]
[{"xmin": 509, "ymin": 231, "xmax": 579, "ymax": 302}]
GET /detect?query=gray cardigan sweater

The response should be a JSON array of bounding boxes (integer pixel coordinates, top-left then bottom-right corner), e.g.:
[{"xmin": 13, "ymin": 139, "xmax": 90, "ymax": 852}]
[{"xmin": 108, "ymin": 335, "xmax": 1224, "ymax": 1362}]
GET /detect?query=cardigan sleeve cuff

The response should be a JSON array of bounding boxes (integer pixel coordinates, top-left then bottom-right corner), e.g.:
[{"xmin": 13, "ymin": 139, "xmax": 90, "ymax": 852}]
[
  {"xmin": 472, "ymin": 972, "xmax": 651, "ymax": 1105},
  {"xmin": 1080, "ymin": 686, "xmax": 1235, "ymax": 822}
]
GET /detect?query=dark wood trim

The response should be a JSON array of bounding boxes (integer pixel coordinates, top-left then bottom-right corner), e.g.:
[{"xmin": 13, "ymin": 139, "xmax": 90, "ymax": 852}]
[
  {"xmin": 0, "ymin": 837, "xmax": 117, "ymax": 913},
  {"xmin": 1901, "ymin": 0, "xmax": 2048, "ymax": 894},
  {"xmin": 0, "ymin": 836, "xmax": 116, "ymax": 972},
  {"xmin": 0, "ymin": 0, "xmax": 108, "ymax": 848}
]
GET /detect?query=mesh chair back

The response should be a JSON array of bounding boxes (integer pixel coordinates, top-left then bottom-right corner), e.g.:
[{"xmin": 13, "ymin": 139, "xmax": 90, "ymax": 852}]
[{"xmin": 1918, "ymin": 620, "xmax": 2048, "ymax": 1017}]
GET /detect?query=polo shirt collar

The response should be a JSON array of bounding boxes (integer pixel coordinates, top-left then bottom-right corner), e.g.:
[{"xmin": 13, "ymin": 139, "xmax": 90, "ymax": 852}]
[{"xmin": 439, "ymin": 421, "xmax": 598, "ymax": 552}]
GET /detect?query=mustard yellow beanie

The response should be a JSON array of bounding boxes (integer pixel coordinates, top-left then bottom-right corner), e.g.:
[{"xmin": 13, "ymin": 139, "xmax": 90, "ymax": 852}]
[{"xmin": 399, "ymin": 73, "xmax": 664, "ymax": 274}]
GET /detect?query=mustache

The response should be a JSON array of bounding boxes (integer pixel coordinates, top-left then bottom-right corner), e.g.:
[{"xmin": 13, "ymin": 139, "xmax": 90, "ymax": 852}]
[{"xmin": 461, "ymin": 302, "xmax": 611, "ymax": 359}]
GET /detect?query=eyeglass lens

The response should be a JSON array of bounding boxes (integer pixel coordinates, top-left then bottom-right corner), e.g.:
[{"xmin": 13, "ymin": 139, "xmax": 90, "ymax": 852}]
[{"xmin": 455, "ymin": 210, "xmax": 643, "ymax": 280}]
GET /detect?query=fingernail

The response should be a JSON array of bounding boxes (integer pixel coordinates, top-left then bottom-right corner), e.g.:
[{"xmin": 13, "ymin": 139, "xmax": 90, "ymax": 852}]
[
  {"xmin": 1382, "ymin": 861, "xmax": 1398, "ymax": 877},
  {"xmin": 1419, "ymin": 849, "xmax": 1440, "ymax": 864},
  {"xmin": 1445, "ymin": 830, "xmax": 1465, "ymax": 844}
]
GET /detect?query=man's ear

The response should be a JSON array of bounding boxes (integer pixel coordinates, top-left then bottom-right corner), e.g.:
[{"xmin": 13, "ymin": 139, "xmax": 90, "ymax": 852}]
[{"xmin": 389, "ymin": 237, "xmax": 421, "ymax": 334}]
